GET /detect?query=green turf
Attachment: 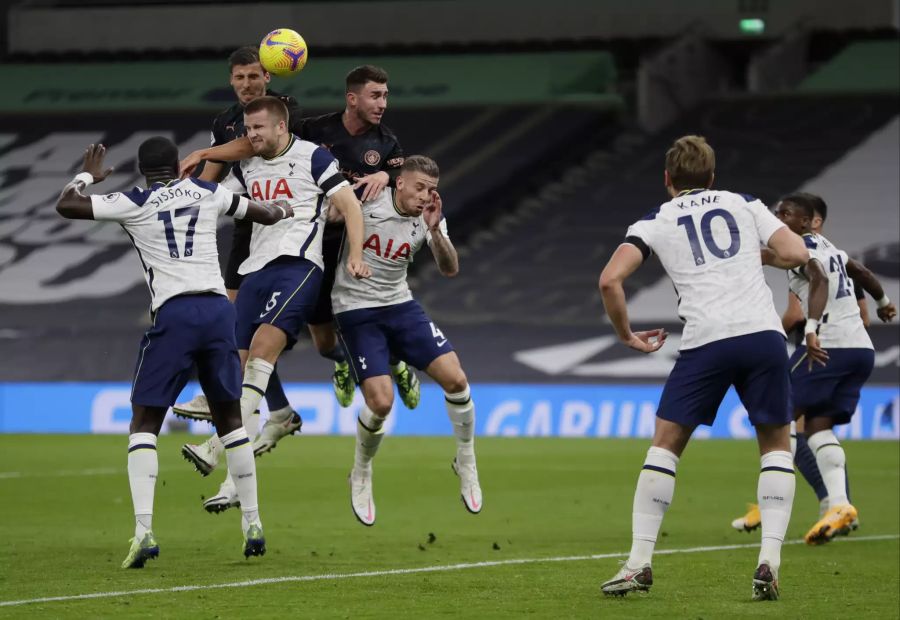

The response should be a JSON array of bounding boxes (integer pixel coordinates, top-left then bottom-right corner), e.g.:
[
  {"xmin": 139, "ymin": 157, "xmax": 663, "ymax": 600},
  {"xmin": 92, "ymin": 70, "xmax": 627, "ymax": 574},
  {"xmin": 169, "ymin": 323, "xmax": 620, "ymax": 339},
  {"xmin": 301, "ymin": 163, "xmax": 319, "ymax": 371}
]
[{"xmin": 0, "ymin": 435, "xmax": 897, "ymax": 618}]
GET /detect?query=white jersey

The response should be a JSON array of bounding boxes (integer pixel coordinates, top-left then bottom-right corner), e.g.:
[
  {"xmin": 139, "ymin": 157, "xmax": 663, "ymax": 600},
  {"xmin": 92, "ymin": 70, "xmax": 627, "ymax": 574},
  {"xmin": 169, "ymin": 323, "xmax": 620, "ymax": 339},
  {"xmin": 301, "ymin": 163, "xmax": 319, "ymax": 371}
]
[
  {"xmin": 90, "ymin": 177, "xmax": 249, "ymax": 312},
  {"xmin": 788, "ymin": 233, "xmax": 872, "ymax": 349},
  {"xmin": 625, "ymin": 189, "xmax": 786, "ymax": 350},
  {"xmin": 332, "ymin": 188, "xmax": 449, "ymax": 313},
  {"xmin": 236, "ymin": 136, "xmax": 349, "ymax": 275}
]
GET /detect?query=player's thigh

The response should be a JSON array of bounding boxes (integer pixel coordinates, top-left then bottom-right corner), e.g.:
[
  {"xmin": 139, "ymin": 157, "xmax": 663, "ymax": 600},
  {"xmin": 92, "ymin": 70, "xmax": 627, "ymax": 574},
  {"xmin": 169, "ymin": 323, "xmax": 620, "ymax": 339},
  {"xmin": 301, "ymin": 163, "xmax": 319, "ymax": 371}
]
[
  {"xmin": 733, "ymin": 331, "xmax": 792, "ymax": 427},
  {"xmin": 131, "ymin": 299, "xmax": 199, "ymax": 408},
  {"xmin": 360, "ymin": 375, "xmax": 395, "ymax": 416},
  {"xmin": 334, "ymin": 308, "xmax": 391, "ymax": 386},
  {"xmin": 385, "ymin": 301, "xmax": 454, "ymax": 375},
  {"xmin": 812, "ymin": 348, "xmax": 875, "ymax": 426},
  {"xmin": 656, "ymin": 342, "xmax": 733, "ymax": 428},
  {"xmin": 307, "ymin": 234, "xmax": 340, "ymax": 328},
  {"xmin": 195, "ymin": 297, "xmax": 243, "ymax": 404},
  {"xmin": 308, "ymin": 321, "xmax": 337, "ymax": 354},
  {"xmin": 788, "ymin": 345, "xmax": 842, "ymax": 416},
  {"xmin": 425, "ymin": 352, "xmax": 468, "ymax": 394}
]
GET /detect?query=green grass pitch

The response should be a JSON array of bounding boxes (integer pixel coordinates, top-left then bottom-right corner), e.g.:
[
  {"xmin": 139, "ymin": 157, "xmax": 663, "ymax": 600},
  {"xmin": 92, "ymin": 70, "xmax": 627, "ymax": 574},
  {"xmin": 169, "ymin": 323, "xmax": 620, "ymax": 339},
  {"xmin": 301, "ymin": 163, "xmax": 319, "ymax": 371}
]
[{"xmin": 0, "ymin": 434, "xmax": 897, "ymax": 618}]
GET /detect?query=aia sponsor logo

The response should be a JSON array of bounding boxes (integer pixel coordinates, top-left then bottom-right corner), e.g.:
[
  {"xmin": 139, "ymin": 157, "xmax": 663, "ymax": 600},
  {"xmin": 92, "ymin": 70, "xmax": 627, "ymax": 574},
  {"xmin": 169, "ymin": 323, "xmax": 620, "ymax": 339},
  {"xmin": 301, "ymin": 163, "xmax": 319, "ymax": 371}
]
[
  {"xmin": 364, "ymin": 234, "xmax": 410, "ymax": 261},
  {"xmin": 250, "ymin": 178, "xmax": 293, "ymax": 201}
]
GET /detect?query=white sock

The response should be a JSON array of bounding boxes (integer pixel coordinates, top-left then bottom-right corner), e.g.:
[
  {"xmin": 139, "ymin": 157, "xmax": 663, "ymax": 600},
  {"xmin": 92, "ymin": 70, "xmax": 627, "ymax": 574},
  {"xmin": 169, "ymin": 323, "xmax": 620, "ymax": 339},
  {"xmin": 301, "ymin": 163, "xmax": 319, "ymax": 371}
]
[
  {"xmin": 445, "ymin": 386, "xmax": 476, "ymax": 466},
  {"xmin": 807, "ymin": 429, "xmax": 849, "ymax": 506},
  {"xmin": 789, "ymin": 421, "xmax": 797, "ymax": 456},
  {"xmin": 627, "ymin": 446, "xmax": 678, "ymax": 568},
  {"xmin": 757, "ymin": 450, "xmax": 795, "ymax": 574},
  {"xmin": 220, "ymin": 427, "xmax": 260, "ymax": 530},
  {"xmin": 127, "ymin": 433, "xmax": 158, "ymax": 539},
  {"xmin": 355, "ymin": 406, "xmax": 386, "ymax": 473},
  {"xmin": 240, "ymin": 358, "xmax": 274, "ymax": 441}
]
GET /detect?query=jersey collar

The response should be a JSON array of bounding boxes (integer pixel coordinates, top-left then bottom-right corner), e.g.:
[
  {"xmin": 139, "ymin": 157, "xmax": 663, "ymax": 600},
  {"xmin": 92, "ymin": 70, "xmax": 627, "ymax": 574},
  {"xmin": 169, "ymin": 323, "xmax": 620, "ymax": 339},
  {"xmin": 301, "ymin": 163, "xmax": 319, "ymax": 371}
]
[
  {"xmin": 264, "ymin": 134, "xmax": 295, "ymax": 161},
  {"xmin": 676, "ymin": 188, "xmax": 708, "ymax": 196}
]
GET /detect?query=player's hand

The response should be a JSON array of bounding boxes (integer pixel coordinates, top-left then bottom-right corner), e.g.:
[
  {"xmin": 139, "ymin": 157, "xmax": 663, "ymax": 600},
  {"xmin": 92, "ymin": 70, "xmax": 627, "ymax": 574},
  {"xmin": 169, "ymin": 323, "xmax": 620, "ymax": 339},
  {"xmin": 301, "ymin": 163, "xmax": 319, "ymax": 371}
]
[
  {"xmin": 424, "ymin": 190, "xmax": 443, "ymax": 230},
  {"xmin": 804, "ymin": 333, "xmax": 829, "ymax": 369},
  {"xmin": 353, "ymin": 171, "xmax": 389, "ymax": 202},
  {"xmin": 623, "ymin": 329, "xmax": 668, "ymax": 354},
  {"xmin": 346, "ymin": 257, "xmax": 371, "ymax": 279},
  {"xmin": 179, "ymin": 151, "xmax": 204, "ymax": 179},
  {"xmin": 272, "ymin": 199, "xmax": 294, "ymax": 219},
  {"xmin": 877, "ymin": 303, "xmax": 897, "ymax": 322},
  {"xmin": 81, "ymin": 144, "xmax": 114, "ymax": 183}
]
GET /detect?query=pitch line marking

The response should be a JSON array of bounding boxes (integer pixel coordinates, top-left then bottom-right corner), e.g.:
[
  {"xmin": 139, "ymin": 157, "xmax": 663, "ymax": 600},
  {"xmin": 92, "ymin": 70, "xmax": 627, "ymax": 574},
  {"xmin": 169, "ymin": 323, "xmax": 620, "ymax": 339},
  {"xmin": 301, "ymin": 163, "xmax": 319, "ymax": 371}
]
[{"xmin": 1, "ymin": 534, "xmax": 897, "ymax": 608}]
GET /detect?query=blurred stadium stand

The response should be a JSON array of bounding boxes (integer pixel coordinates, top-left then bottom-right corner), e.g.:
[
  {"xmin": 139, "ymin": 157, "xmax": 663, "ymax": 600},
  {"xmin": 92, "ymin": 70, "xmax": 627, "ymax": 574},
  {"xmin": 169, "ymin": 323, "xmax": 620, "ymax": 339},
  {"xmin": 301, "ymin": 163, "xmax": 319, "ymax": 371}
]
[{"xmin": 0, "ymin": 1, "xmax": 897, "ymax": 389}]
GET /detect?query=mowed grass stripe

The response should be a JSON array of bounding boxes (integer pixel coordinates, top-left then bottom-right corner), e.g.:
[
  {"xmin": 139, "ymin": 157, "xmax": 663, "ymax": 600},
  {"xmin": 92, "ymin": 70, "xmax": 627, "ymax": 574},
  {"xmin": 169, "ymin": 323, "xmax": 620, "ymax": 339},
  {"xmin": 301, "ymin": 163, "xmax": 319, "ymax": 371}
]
[{"xmin": 2, "ymin": 534, "xmax": 896, "ymax": 608}]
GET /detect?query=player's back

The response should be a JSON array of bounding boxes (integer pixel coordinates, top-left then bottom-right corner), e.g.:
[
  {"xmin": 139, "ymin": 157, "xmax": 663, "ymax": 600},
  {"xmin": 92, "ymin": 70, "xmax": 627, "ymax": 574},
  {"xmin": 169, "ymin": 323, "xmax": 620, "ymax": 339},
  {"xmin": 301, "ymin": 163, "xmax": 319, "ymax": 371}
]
[
  {"xmin": 626, "ymin": 189, "xmax": 784, "ymax": 349},
  {"xmin": 91, "ymin": 177, "xmax": 243, "ymax": 311},
  {"xmin": 788, "ymin": 233, "xmax": 872, "ymax": 349}
]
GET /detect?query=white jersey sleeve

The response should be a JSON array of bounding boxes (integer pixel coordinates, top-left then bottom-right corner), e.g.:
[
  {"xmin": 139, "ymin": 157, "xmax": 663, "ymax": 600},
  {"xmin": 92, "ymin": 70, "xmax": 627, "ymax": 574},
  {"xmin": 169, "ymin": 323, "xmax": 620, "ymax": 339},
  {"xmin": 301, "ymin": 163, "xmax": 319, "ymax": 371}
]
[
  {"xmin": 211, "ymin": 184, "xmax": 249, "ymax": 219},
  {"xmin": 746, "ymin": 198, "xmax": 785, "ymax": 245},
  {"xmin": 425, "ymin": 217, "xmax": 449, "ymax": 245},
  {"xmin": 311, "ymin": 146, "xmax": 350, "ymax": 198},
  {"xmin": 219, "ymin": 169, "xmax": 246, "ymax": 194},
  {"xmin": 90, "ymin": 191, "xmax": 146, "ymax": 223}
]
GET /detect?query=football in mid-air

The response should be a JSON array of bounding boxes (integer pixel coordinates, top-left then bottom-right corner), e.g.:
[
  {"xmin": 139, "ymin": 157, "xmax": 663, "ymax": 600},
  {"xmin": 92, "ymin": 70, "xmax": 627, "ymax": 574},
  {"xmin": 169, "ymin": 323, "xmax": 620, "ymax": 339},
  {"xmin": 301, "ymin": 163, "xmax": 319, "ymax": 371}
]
[{"xmin": 259, "ymin": 28, "xmax": 308, "ymax": 76}]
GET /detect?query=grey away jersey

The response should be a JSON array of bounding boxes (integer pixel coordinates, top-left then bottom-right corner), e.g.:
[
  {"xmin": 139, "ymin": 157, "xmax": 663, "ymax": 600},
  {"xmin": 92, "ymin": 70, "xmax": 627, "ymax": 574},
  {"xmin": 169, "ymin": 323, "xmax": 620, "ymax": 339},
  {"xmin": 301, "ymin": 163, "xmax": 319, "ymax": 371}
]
[{"xmin": 331, "ymin": 188, "xmax": 448, "ymax": 313}]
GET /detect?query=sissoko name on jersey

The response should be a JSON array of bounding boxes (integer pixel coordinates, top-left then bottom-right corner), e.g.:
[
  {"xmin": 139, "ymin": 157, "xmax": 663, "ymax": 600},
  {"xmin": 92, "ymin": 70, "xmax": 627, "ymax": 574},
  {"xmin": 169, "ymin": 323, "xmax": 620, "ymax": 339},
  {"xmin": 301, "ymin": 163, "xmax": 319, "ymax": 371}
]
[
  {"xmin": 332, "ymin": 187, "xmax": 448, "ymax": 314},
  {"xmin": 236, "ymin": 135, "xmax": 349, "ymax": 276}
]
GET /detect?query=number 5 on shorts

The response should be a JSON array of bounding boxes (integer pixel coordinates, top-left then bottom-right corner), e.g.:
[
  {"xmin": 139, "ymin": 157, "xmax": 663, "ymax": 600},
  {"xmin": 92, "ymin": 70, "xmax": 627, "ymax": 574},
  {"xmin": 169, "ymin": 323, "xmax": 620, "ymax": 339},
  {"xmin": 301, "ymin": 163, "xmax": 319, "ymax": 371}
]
[{"xmin": 259, "ymin": 291, "xmax": 282, "ymax": 318}]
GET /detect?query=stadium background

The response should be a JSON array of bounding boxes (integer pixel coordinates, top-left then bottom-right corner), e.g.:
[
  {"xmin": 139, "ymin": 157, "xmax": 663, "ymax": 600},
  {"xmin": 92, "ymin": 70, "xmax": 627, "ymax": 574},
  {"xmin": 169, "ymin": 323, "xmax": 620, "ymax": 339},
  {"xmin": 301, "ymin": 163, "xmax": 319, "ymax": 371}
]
[{"xmin": 0, "ymin": 0, "xmax": 897, "ymax": 441}]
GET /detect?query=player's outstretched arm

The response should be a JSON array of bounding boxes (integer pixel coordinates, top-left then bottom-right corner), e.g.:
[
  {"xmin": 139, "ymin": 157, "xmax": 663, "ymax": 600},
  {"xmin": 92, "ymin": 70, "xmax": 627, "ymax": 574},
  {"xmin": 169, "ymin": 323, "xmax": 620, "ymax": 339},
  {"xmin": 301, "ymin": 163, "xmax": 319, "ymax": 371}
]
[
  {"xmin": 56, "ymin": 143, "xmax": 114, "ymax": 220},
  {"xmin": 765, "ymin": 227, "xmax": 809, "ymax": 268},
  {"xmin": 803, "ymin": 259, "xmax": 830, "ymax": 369},
  {"xmin": 424, "ymin": 191, "xmax": 458, "ymax": 277},
  {"xmin": 180, "ymin": 137, "xmax": 255, "ymax": 179},
  {"xmin": 846, "ymin": 258, "xmax": 896, "ymax": 322},
  {"xmin": 599, "ymin": 243, "xmax": 667, "ymax": 354},
  {"xmin": 330, "ymin": 186, "xmax": 371, "ymax": 279},
  {"xmin": 243, "ymin": 199, "xmax": 294, "ymax": 225}
]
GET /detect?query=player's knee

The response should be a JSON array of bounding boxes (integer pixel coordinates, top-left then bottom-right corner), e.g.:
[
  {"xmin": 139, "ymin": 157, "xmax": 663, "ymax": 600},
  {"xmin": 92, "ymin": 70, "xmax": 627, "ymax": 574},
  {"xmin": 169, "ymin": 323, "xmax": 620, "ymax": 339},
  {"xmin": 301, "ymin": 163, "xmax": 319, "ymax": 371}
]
[
  {"xmin": 441, "ymin": 370, "xmax": 468, "ymax": 395},
  {"xmin": 367, "ymin": 395, "xmax": 393, "ymax": 417}
]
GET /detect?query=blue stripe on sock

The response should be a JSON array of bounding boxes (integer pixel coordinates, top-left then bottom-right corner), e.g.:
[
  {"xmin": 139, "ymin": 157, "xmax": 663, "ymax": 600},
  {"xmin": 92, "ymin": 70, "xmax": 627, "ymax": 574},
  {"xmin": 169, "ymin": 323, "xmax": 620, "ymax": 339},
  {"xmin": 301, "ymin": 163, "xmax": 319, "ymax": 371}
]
[
  {"xmin": 243, "ymin": 383, "xmax": 265, "ymax": 397},
  {"xmin": 445, "ymin": 396, "xmax": 471, "ymax": 405},
  {"xmin": 760, "ymin": 466, "xmax": 795, "ymax": 474},
  {"xmin": 224, "ymin": 437, "xmax": 250, "ymax": 450},
  {"xmin": 642, "ymin": 464, "xmax": 675, "ymax": 478},
  {"xmin": 128, "ymin": 444, "xmax": 157, "ymax": 452}
]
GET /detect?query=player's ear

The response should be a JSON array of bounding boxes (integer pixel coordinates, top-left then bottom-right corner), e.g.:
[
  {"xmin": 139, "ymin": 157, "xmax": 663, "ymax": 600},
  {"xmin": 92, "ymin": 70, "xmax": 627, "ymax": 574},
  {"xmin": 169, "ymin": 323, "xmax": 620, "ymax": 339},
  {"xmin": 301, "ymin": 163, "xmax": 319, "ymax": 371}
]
[
  {"xmin": 263, "ymin": 71, "xmax": 271, "ymax": 84},
  {"xmin": 707, "ymin": 172, "xmax": 715, "ymax": 188}
]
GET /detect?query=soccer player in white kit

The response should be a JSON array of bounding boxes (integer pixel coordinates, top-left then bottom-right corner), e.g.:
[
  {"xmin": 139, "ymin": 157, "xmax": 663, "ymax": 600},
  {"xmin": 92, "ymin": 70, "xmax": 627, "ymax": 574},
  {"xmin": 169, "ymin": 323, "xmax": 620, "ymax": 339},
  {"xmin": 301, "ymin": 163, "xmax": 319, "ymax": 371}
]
[
  {"xmin": 597, "ymin": 136, "xmax": 813, "ymax": 601},
  {"xmin": 56, "ymin": 139, "xmax": 294, "ymax": 567},
  {"xmin": 770, "ymin": 193, "xmax": 896, "ymax": 544},
  {"xmin": 331, "ymin": 156, "xmax": 482, "ymax": 526},
  {"xmin": 180, "ymin": 96, "xmax": 370, "ymax": 512}
]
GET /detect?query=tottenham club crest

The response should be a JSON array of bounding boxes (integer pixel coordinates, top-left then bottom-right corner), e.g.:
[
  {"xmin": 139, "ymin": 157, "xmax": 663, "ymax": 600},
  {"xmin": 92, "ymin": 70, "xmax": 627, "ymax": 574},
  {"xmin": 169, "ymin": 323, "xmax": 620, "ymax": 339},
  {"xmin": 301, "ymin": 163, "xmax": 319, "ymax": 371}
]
[{"xmin": 364, "ymin": 150, "xmax": 381, "ymax": 166}]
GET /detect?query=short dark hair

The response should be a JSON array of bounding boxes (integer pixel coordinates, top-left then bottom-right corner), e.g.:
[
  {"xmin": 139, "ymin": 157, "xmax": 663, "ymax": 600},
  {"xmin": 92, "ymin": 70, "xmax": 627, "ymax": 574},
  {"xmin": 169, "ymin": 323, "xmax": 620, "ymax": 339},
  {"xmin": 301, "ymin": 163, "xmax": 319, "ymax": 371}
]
[
  {"xmin": 346, "ymin": 65, "xmax": 389, "ymax": 92},
  {"xmin": 229, "ymin": 46, "xmax": 262, "ymax": 71},
  {"xmin": 244, "ymin": 95, "xmax": 289, "ymax": 124},
  {"xmin": 665, "ymin": 135, "xmax": 715, "ymax": 191},
  {"xmin": 401, "ymin": 155, "xmax": 439, "ymax": 178},
  {"xmin": 780, "ymin": 192, "xmax": 827, "ymax": 221},
  {"xmin": 138, "ymin": 136, "xmax": 178, "ymax": 173}
]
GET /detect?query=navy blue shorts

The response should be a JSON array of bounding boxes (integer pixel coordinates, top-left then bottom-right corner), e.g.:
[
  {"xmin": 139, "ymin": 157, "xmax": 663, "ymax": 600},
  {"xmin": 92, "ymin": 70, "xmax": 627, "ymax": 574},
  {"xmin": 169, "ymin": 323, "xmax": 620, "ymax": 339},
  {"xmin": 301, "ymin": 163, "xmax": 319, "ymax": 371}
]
[
  {"xmin": 131, "ymin": 294, "xmax": 242, "ymax": 408},
  {"xmin": 790, "ymin": 346, "xmax": 874, "ymax": 424},
  {"xmin": 334, "ymin": 300, "xmax": 454, "ymax": 383},
  {"xmin": 234, "ymin": 257, "xmax": 323, "ymax": 350},
  {"xmin": 657, "ymin": 330, "xmax": 791, "ymax": 428}
]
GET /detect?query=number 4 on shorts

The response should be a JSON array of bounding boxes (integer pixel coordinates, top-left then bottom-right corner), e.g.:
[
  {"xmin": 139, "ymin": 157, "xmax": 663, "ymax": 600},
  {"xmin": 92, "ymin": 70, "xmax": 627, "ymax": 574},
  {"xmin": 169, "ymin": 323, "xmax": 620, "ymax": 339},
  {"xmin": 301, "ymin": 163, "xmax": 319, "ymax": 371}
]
[{"xmin": 430, "ymin": 322, "xmax": 448, "ymax": 347}]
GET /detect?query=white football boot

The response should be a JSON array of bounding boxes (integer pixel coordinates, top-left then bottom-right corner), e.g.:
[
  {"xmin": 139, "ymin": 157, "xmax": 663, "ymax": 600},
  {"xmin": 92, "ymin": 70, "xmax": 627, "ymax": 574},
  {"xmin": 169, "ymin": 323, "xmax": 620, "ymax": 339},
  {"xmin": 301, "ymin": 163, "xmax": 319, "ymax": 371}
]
[
  {"xmin": 452, "ymin": 457, "xmax": 483, "ymax": 514},
  {"xmin": 203, "ymin": 477, "xmax": 240, "ymax": 514},
  {"xmin": 181, "ymin": 437, "xmax": 223, "ymax": 476},
  {"xmin": 252, "ymin": 408, "xmax": 302, "ymax": 456},
  {"xmin": 172, "ymin": 394, "xmax": 212, "ymax": 422},
  {"xmin": 349, "ymin": 468, "xmax": 376, "ymax": 526}
]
